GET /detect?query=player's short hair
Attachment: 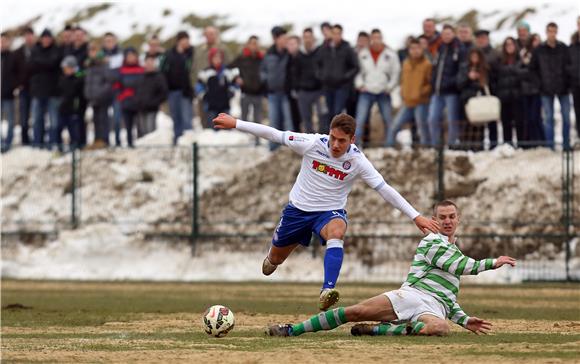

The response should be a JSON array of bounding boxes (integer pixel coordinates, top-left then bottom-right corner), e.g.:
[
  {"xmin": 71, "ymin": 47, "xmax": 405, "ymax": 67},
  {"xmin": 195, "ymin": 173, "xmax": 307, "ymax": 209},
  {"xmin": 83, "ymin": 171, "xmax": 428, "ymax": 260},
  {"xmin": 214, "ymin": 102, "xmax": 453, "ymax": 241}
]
[
  {"xmin": 433, "ymin": 200, "xmax": 459, "ymax": 215},
  {"xmin": 329, "ymin": 113, "xmax": 356, "ymax": 137}
]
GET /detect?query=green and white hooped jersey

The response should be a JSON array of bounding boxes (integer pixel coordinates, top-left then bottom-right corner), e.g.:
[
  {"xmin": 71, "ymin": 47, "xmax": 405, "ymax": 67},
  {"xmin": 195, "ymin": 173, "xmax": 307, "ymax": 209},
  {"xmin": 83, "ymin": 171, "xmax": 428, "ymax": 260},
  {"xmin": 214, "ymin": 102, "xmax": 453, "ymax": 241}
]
[{"xmin": 402, "ymin": 233, "xmax": 497, "ymax": 327}]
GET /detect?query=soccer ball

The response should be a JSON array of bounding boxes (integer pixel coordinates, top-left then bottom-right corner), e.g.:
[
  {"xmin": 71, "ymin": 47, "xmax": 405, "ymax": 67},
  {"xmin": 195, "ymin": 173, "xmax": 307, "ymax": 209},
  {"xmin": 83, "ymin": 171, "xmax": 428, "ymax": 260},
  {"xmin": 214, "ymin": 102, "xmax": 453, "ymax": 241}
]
[{"xmin": 202, "ymin": 305, "xmax": 235, "ymax": 337}]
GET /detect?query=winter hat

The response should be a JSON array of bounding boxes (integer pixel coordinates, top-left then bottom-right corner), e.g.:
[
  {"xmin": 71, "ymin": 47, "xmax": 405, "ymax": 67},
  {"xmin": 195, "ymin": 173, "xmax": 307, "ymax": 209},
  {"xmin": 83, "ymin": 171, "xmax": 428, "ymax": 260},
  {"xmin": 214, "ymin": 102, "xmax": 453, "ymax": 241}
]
[
  {"xmin": 123, "ymin": 46, "xmax": 138, "ymax": 57},
  {"xmin": 271, "ymin": 26, "xmax": 287, "ymax": 39},
  {"xmin": 517, "ymin": 21, "xmax": 530, "ymax": 32},
  {"xmin": 208, "ymin": 47, "xmax": 224, "ymax": 63},
  {"xmin": 40, "ymin": 28, "xmax": 53, "ymax": 38},
  {"xmin": 60, "ymin": 55, "xmax": 78, "ymax": 69}
]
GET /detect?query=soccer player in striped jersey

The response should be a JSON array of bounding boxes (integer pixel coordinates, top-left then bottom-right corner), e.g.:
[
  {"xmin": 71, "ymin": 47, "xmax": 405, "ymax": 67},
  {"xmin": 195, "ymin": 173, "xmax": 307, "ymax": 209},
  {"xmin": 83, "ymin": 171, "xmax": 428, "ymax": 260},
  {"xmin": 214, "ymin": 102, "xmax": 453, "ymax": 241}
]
[
  {"xmin": 268, "ymin": 200, "xmax": 516, "ymax": 337},
  {"xmin": 213, "ymin": 112, "xmax": 440, "ymax": 311}
]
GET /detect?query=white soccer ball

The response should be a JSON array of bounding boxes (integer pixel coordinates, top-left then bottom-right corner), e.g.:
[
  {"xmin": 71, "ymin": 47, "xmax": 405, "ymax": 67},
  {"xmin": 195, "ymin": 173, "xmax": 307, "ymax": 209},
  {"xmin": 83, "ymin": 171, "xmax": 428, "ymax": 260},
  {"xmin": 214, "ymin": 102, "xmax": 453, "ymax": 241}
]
[{"xmin": 202, "ymin": 305, "xmax": 235, "ymax": 337}]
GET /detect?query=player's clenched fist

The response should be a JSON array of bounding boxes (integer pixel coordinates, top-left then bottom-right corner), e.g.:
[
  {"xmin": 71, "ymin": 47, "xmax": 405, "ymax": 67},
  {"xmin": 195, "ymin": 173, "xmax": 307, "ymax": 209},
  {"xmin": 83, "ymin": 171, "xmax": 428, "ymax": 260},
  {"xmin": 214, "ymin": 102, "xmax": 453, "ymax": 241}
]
[{"xmin": 213, "ymin": 113, "xmax": 237, "ymax": 129}]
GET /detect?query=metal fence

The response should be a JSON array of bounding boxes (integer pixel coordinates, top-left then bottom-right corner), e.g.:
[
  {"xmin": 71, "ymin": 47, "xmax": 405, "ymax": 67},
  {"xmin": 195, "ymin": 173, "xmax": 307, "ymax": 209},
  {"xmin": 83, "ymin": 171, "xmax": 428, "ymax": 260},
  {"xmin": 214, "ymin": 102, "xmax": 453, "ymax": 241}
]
[{"xmin": 1, "ymin": 142, "xmax": 578, "ymax": 281}]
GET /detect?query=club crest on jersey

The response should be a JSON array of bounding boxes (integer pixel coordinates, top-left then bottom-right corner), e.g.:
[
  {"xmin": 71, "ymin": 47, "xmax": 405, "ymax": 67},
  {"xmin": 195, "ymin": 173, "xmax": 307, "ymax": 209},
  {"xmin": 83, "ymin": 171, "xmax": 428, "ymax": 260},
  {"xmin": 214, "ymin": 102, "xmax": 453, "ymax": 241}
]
[
  {"xmin": 342, "ymin": 161, "xmax": 351, "ymax": 170},
  {"xmin": 312, "ymin": 160, "xmax": 348, "ymax": 181}
]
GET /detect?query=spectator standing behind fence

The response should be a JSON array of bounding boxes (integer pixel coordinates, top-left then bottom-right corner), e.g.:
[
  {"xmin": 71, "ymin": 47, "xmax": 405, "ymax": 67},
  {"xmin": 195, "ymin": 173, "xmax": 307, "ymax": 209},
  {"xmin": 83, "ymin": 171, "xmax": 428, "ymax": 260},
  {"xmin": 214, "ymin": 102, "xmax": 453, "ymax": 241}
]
[
  {"xmin": 422, "ymin": 18, "xmax": 442, "ymax": 58},
  {"xmin": 59, "ymin": 25, "xmax": 73, "ymax": 51},
  {"xmin": 287, "ymin": 35, "xmax": 303, "ymax": 132},
  {"xmin": 135, "ymin": 54, "xmax": 168, "ymax": 138},
  {"xmin": 457, "ymin": 48, "xmax": 495, "ymax": 150},
  {"xmin": 295, "ymin": 28, "xmax": 324, "ymax": 133},
  {"xmin": 114, "ymin": 47, "xmax": 144, "ymax": 148},
  {"xmin": 261, "ymin": 26, "xmax": 291, "ymax": 150},
  {"xmin": 354, "ymin": 29, "xmax": 399, "ymax": 147},
  {"xmin": 55, "ymin": 56, "xmax": 84, "ymax": 150},
  {"xmin": 494, "ymin": 37, "xmax": 525, "ymax": 146},
  {"xmin": 320, "ymin": 22, "xmax": 333, "ymax": 46},
  {"xmin": 197, "ymin": 48, "xmax": 238, "ymax": 126},
  {"xmin": 160, "ymin": 31, "xmax": 194, "ymax": 145},
  {"xmin": 13, "ymin": 27, "xmax": 36, "ymax": 145},
  {"xmin": 101, "ymin": 32, "xmax": 124, "ymax": 147},
  {"xmin": 457, "ymin": 23, "xmax": 474, "ymax": 51},
  {"xmin": 516, "ymin": 21, "xmax": 531, "ymax": 50},
  {"xmin": 530, "ymin": 22, "xmax": 571, "ymax": 150},
  {"xmin": 570, "ymin": 17, "xmax": 580, "ymax": 142},
  {"xmin": 520, "ymin": 34, "xmax": 544, "ymax": 145},
  {"xmin": 318, "ymin": 24, "xmax": 359, "ymax": 129},
  {"xmin": 84, "ymin": 42, "xmax": 113, "ymax": 148},
  {"xmin": 141, "ymin": 35, "xmax": 165, "ymax": 67},
  {"xmin": 1, "ymin": 32, "xmax": 16, "ymax": 153},
  {"xmin": 387, "ymin": 38, "xmax": 432, "ymax": 147},
  {"xmin": 194, "ymin": 26, "xmax": 230, "ymax": 129},
  {"xmin": 428, "ymin": 24, "xmax": 464, "ymax": 147},
  {"xmin": 475, "ymin": 30, "xmax": 500, "ymax": 70},
  {"xmin": 29, "ymin": 29, "xmax": 62, "ymax": 148},
  {"xmin": 230, "ymin": 35, "xmax": 265, "ymax": 134}
]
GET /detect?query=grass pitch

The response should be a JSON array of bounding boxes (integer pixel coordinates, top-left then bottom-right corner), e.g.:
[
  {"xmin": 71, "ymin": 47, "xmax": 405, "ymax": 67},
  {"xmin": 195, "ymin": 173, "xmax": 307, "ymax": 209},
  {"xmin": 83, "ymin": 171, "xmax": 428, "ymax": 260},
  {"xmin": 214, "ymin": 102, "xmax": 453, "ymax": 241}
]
[{"xmin": 2, "ymin": 280, "xmax": 579, "ymax": 363}]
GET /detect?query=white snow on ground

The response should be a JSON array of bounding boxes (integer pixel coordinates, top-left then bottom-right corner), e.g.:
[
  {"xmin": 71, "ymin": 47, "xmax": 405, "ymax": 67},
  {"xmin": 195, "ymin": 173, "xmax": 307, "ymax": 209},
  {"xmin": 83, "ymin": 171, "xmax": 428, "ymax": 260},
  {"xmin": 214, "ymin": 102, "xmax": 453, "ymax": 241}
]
[{"xmin": 0, "ymin": 1, "xmax": 577, "ymax": 49}]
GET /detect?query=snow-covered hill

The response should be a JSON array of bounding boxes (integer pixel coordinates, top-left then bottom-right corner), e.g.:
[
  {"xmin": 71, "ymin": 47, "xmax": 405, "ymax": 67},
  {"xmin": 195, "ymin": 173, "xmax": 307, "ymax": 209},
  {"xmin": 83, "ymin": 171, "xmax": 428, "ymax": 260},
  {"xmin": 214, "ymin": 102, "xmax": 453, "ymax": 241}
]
[{"xmin": 0, "ymin": 0, "xmax": 577, "ymax": 49}]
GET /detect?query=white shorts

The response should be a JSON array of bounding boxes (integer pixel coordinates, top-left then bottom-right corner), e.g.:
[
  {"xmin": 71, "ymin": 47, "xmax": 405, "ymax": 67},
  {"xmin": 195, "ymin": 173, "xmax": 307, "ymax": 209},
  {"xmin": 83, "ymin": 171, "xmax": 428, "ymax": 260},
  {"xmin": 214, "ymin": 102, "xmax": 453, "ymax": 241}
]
[{"xmin": 384, "ymin": 286, "xmax": 447, "ymax": 322}]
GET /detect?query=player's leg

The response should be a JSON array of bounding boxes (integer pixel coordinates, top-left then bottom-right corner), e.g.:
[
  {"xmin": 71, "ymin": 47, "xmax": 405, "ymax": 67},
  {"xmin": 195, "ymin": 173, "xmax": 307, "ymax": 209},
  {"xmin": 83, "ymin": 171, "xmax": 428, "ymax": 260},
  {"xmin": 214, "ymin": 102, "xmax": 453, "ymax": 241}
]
[
  {"xmin": 263, "ymin": 204, "xmax": 315, "ymax": 276},
  {"xmin": 262, "ymin": 243, "xmax": 299, "ymax": 275},
  {"xmin": 268, "ymin": 292, "xmax": 396, "ymax": 337},
  {"xmin": 317, "ymin": 216, "xmax": 347, "ymax": 310}
]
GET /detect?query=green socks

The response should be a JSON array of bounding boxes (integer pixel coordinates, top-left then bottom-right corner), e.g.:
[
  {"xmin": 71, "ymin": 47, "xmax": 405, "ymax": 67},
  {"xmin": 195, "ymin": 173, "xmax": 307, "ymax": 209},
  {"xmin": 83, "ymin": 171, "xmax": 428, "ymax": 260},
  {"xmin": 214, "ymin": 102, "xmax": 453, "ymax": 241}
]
[
  {"xmin": 291, "ymin": 307, "xmax": 347, "ymax": 336},
  {"xmin": 374, "ymin": 321, "xmax": 425, "ymax": 336}
]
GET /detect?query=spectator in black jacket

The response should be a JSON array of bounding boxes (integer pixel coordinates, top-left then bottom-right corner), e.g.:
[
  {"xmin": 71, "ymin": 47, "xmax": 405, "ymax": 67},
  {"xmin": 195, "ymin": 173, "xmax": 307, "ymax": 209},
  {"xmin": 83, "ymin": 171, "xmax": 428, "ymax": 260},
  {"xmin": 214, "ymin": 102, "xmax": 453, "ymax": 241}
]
[
  {"xmin": 495, "ymin": 37, "xmax": 525, "ymax": 146},
  {"xmin": 520, "ymin": 34, "xmax": 544, "ymax": 145},
  {"xmin": 427, "ymin": 24, "xmax": 465, "ymax": 146},
  {"xmin": 287, "ymin": 35, "xmax": 303, "ymax": 132},
  {"xmin": 141, "ymin": 35, "xmax": 165, "ymax": 67},
  {"xmin": 136, "ymin": 54, "xmax": 168, "ymax": 137},
  {"xmin": 530, "ymin": 22, "xmax": 571, "ymax": 149},
  {"xmin": 13, "ymin": 27, "xmax": 36, "ymax": 145},
  {"xmin": 457, "ymin": 23, "xmax": 474, "ymax": 51},
  {"xmin": 56, "ymin": 56, "xmax": 84, "ymax": 150},
  {"xmin": 320, "ymin": 22, "xmax": 332, "ymax": 46},
  {"xmin": 84, "ymin": 42, "xmax": 113, "ymax": 148},
  {"xmin": 457, "ymin": 48, "xmax": 495, "ymax": 150},
  {"xmin": 230, "ymin": 35, "xmax": 265, "ymax": 133},
  {"xmin": 1, "ymin": 32, "xmax": 17, "ymax": 153},
  {"xmin": 296, "ymin": 28, "xmax": 324, "ymax": 133},
  {"xmin": 101, "ymin": 32, "xmax": 124, "ymax": 146},
  {"xmin": 160, "ymin": 31, "xmax": 194, "ymax": 145},
  {"xmin": 570, "ymin": 17, "xmax": 580, "ymax": 141},
  {"xmin": 197, "ymin": 48, "xmax": 238, "ymax": 126},
  {"xmin": 260, "ymin": 26, "xmax": 291, "ymax": 150},
  {"xmin": 65, "ymin": 27, "xmax": 89, "ymax": 70},
  {"xmin": 317, "ymin": 24, "xmax": 359, "ymax": 123},
  {"xmin": 29, "ymin": 29, "xmax": 62, "ymax": 148},
  {"xmin": 59, "ymin": 24, "xmax": 74, "ymax": 50},
  {"xmin": 475, "ymin": 30, "xmax": 500, "ymax": 70}
]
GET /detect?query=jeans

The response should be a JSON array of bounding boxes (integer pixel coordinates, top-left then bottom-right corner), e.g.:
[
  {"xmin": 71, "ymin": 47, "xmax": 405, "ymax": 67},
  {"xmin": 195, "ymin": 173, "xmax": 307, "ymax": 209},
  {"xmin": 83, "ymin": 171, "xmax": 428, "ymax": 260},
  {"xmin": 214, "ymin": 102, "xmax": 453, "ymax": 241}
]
[
  {"xmin": 241, "ymin": 94, "xmax": 263, "ymax": 123},
  {"xmin": 523, "ymin": 94, "xmax": 544, "ymax": 146},
  {"xmin": 1, "ymin": 99, "xmax": 15, "ymax": 152},
  {"xmin": 355, "ymin": 92, "xmax": 392, "ymax": 146},
  {"xmin": 32, "ymin": 97, "xmax": 59, "ymax": 147},
  {"xmin": 297, "ymin": 90, "xmax": 324, "ymax": 133},
  {"xmin": 18, "ymin": 90, "xmax": 31, "ymax": 144},
  {"xmin": 325, "ymin": 86, "xmax": 350, "ymax": 125},
  {"xmin": 387, "ymin": 103, "xmax": 429, "ymax": 147},
  {"xmin": 168, "ymin": 90, "xmax": 193, "ymax": 145},
  {"xmin": 267, "ymin": 92, "xmax": 292, "ymax": 151},
  {"xmin": 541, "ymin": 94, "xmax": 571, "ymax": 149},
  {"xmin": 111, "ymin": 99, "xmax": 122, "ymax": 146},
  {"xmin": 92, "ymin": 105, "xmax": 110, "ymax": 144},
  {"xmin": 428, "ymin": 94, "xmax": 461, "ymax": 146},
  {"xmin": 137, "ymin": 111, "xmax": 157, "ymax": 137},
  {"xmin": 55, "ymin": 113, "xmax": 81, "ymax": 150},
  {"xmin": 122, "ymin": 110, "xmax": 137, "ymax": 147}
]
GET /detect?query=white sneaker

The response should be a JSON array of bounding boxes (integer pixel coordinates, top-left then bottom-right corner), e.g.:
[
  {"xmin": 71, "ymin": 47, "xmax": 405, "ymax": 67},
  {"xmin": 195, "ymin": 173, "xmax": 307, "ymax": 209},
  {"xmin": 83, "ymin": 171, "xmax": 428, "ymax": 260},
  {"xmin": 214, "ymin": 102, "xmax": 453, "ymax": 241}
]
[
  {"xmin": 319, "ymin": 288, "xmax": 340, "ymax": 311},
  {"xmin": 262, "ymin": 257, "xmax": 278, "ymax": 276}
]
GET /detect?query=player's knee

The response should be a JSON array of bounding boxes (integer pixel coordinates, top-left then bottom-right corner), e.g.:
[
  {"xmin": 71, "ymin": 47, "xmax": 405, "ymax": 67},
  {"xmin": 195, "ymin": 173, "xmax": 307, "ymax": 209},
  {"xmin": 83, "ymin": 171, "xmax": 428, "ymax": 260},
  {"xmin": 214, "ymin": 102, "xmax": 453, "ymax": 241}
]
[{"xmin": 326, "ymin": 226, "xmax": 345, "ymax": 240}]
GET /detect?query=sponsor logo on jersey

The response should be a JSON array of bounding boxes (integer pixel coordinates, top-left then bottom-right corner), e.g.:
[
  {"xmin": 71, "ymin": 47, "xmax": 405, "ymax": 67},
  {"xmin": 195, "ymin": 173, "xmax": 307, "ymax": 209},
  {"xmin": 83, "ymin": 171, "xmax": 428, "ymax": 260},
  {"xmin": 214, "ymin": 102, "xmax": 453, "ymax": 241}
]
[
  {"xmin": 312, "ymin": 160, "xmax": 348, "ymax": 181},
  {"xmin": 342, "ymin": 161, "xmax": 351, "ymax": 170},
  {"xmin": 289, "ymin": 135, "xmax": 308, "ymax": 142},
  {"xmin": 316, "ymin": 150, "xmax": 330, "ymax": 158}
]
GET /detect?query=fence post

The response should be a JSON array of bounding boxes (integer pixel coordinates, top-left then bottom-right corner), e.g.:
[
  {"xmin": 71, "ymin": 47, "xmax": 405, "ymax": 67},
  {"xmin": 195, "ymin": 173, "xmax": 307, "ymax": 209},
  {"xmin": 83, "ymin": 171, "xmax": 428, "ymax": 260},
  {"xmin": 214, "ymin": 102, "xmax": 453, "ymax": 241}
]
[
  {"xmin": 191, "ymin": 142, "xmax": 199, "ymax": 255},
  {"xmin": 562, "ymin": 147, "xmax": 573, "ymax": 281},
  {"xmin": 71, "ymin": 148, "xmax": 78, "ymax": 229}
]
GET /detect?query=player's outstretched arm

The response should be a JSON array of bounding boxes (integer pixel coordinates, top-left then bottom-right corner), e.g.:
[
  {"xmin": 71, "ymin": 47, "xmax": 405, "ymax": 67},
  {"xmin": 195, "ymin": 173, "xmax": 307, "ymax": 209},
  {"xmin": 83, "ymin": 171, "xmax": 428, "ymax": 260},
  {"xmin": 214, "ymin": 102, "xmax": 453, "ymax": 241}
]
[{"xmin": 213, "ymin": 113, "xmax": 284, "ymax": 144}]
